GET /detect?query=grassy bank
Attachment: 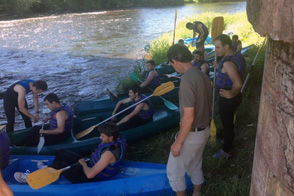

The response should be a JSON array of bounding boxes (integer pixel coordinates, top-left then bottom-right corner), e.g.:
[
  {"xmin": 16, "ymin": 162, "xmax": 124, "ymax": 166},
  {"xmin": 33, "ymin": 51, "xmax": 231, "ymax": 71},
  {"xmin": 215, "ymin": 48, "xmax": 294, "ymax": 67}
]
[
  {"xmin": 125, "ymin": 45, "xmax": 265, "ymax": 195},
  {"xmin": 148, "ymin": 11, "xmax": 262, "ymax": 64}
]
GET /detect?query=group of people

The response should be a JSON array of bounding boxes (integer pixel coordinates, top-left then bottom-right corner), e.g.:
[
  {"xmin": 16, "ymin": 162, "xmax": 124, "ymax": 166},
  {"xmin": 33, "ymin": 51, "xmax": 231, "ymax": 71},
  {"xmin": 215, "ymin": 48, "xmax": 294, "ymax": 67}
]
[
  {"xmin": 166, "ymin": 30, "xmax": 246, "ymax": 195},
  {"xmin": 1, "ymin": 22, "xmax": 246, "ymax": 195}
]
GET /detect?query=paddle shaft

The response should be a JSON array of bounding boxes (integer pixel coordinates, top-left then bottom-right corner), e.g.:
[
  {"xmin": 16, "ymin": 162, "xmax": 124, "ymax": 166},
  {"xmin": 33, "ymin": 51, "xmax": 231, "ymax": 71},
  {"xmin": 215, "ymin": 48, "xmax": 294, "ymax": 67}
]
[
  {"xmin": 97, "ymin": 94, "xmax": 153, "ymax": 127},
  {"xmin": 241, "ymin": 39, "xmax": 266, "ymax": 93},
  {"xmin": 172, "ymin": 8, "xmax": 177, "ymax": 45}
]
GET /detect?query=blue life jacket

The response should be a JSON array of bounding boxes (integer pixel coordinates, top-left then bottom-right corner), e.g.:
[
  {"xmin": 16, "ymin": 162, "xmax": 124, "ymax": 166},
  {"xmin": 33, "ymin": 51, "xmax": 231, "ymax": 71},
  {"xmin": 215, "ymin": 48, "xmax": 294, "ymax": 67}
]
[
  {"xmin": 18, "ymin": 79, "xmax": 35, "ymax": 94},
  {"xmin": 89, "ymin": 138, "xmax": 126, "ymax": 178},
  {"xmin": 50, "ymin": 104, "xmax": 74, "ymax": 131},
  {"xmin": 231, "ymin": 40, "xmax": 242, "ymax": 53},
  {"xmin": 144, "ymin": 70, "xmax": 161, "ymax": 88},
  {"xmin": 216, "ymin": 54, "xmax": 246, "ymax": 90},
  {"xmin": 192, "ymin": 59, "xmax": 209, "ymax": 75},
  {"xmin": 193, "ymin": 21, "xmax": 209, "ymax": 36},
  {"xmin": 132, "ymin": 94, "xmax": 154, "ymax": 120},
  {"xmin": 0, "ymin": 131, "xmax": 10, "ymax": 169}
]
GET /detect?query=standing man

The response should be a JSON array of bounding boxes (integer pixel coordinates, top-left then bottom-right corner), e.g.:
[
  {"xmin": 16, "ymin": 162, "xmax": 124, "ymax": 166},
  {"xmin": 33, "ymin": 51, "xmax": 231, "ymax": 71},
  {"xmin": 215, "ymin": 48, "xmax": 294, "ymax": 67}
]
[
  {"xmin": 212, "ymin": 34, "xmax": 246, "ymax": 158},
  {"xmin": 192, "ymin": 50, "xmax": 209, "ymax": 76},
  {"xmin": 166, "ymin": 44, "xmax": 212, "ymax": 196},
  {"xmin": 3, "ymin": 79, "xmax": 48, "ymax": 132},
  {"xmin": 112, "ymin": 85, "xmax": 154, "ymax": 130},
  {"xmin": 186, "ymin": 21, "xmax": 209, "ymax": 60},
  {"xmin": 140, "ymin": 60, "xmax": 161, "ymax": 92},
  {"xmin": 17, "ymin": 93, "xmax": 74, "ymax": 146}
]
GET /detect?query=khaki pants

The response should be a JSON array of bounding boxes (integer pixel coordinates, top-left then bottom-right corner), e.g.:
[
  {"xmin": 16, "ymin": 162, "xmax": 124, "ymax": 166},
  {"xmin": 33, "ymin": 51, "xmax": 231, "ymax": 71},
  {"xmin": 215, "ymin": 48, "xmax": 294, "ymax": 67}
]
[{"xmin": 167, "ymin": 127, "xmax": 210, "ymax": 192}]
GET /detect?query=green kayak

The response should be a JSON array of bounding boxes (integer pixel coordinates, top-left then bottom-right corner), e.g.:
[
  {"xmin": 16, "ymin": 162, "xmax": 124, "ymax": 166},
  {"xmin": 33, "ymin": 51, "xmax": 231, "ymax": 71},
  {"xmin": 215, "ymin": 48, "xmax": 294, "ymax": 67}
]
[{"xmin": 8, "ymin": 104, "xmax": 180, "ymax": 155}]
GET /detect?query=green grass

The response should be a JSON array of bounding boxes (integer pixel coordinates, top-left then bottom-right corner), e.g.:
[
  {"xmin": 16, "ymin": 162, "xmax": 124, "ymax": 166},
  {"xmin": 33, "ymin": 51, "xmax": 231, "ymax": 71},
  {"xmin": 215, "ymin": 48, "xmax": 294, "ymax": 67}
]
[{"xmin": 125, "ymin": 45, "xmax": 266, "ymax": 196}]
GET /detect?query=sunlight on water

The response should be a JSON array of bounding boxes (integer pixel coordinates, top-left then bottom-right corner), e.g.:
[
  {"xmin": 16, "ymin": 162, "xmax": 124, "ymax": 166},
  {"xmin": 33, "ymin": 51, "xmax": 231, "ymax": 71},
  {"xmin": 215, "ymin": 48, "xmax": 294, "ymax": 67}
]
[{"xmin": 0, "ymin": 2, "xmax": 246, "ymax": 128}]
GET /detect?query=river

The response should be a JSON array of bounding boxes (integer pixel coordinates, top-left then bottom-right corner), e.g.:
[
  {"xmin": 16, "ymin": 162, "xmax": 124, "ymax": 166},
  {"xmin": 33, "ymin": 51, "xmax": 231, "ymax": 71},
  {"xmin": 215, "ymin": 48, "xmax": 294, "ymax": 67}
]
[{"xmin": 0, "ymin": 1, "xmax": 246, "ymax": 129}]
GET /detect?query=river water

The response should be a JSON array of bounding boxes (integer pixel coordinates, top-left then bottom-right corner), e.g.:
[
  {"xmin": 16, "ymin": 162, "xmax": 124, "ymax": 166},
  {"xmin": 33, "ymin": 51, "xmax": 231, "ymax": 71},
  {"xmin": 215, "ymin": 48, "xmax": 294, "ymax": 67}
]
[{"xmin": 0, "ymin": 1, "xmax": 246, "ymax": 129}]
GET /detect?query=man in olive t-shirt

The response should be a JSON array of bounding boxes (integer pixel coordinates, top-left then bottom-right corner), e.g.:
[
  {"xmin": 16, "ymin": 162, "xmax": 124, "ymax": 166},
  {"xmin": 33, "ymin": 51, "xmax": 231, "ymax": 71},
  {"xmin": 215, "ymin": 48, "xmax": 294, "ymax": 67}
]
[{"xmin": 166, "ymin": 44, "xmax": 212, "ymax": 196}]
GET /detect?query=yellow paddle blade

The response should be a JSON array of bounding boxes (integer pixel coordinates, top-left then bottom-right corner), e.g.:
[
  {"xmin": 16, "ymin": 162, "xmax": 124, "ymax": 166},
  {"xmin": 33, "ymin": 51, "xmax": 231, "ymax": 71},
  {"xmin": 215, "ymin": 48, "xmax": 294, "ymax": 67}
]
[
  {"xmin": 152, "ymin": 82, "xmax": 175, "ymax": 97},
  {"xmin": 209, "ymin": 119, "xmax": 216, "ymax": 143},
  {"xmin": 211, "ymin": 16, "xmax": 224, "ymax": 41},
  {"xmin": 0, "ymin": 125, "xmax": 6, "ymax": 130},
  {"xmin": 27, "ymin": 167, "xmax": 62, "ymax": 190},
  {"xmin": 75, "ymin": 124, "xmax": 97, "ymax": 139}
]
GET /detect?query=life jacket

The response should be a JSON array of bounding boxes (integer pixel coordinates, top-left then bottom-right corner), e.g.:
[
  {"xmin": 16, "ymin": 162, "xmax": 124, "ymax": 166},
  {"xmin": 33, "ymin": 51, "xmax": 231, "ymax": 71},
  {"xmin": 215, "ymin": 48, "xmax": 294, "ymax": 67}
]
[
  {"xmin": 231, "ymin": 40, "xmax": 241, "ymax": 53},
  {"xmin": 193, "ymin": 21, "xmax": 209, "ymax": 36},
  {"xmin": 192, "ymin": 59, "xmax": 209, "ymax": 75},
  {"xmin": 216, "ymin": 54, "xmax": 246, "ymax": 90},
  {"xmin": 144, "ymin": 70, "xmax": 161, "ymax": 88},
  {"xmin": 12, "ymin": 79, "xmax": 34, "ymax": 94},
  {"xmin": 132, "ymin": 94, "xmax": 154, "ymax": 120},
  {"xmin": 50, "ymin": 104, "xmax": 74, "ymax": 131},
  {"xmin": 89, "ymin": 138, "xmax": 126, "ymax": 178},
  {"xmin": 0, "ymin": 131, "xmax": 10, "ymax": 169}
]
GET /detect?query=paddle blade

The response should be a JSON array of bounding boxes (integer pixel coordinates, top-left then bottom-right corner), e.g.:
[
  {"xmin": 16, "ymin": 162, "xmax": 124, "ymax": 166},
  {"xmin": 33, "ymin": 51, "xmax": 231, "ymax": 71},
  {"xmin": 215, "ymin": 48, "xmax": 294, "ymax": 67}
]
[
  {"xmin": 37, "ymin": 136, "xmax": 45, "ymax": 154},
  {"xmin": 75, "ymin": 124, "xmax": 97, "ymax": 139},
  {"xmin": 27, "ymin": 167, "xmax": 62, "ymax": 190},
  {"xmin": 130, "ymin": 72, "xmax": 142, "ymax": 82},
  {"xmin": 209, "ymin": 119, "xmax": 216, "ymax": 143},
  {"xmin": 211, "ymin": 16, "xmax": 224, "ymax": 41},
  {"xmin": 161, "ymin": 97, "xmax": 178, "ymax": 110},
  {"xmin": 152, "ymin": 82, "xmax": 175, "ymax": 97}
]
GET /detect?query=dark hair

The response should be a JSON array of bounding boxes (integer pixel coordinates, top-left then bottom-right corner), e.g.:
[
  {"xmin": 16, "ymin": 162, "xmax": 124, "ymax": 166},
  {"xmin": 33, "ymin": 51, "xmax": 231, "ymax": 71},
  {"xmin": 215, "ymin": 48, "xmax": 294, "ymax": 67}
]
[
  {"xmin": 178, "ymin": 39, "xmax": 184, "ymax": 43},
  {"xmin": 186, "ymin": 22, "xmax": 193, "ymax": 29},
  {"xmin": 192, "ymin": 50, "xmax": 203, "ymax": 56},
  {"xmin": 33, "ymin": 80, "xmax": 48, "ymax": 91},
  {"xmin": 167, "ymin": 44, "xmax": 193, "ymax": 63},
  {"xmin": 232, "ymin": 35, "xmax": 239, "ymax": 40},
  {"xmin": 98, "ymin": 122, "xmax": 119, "ymax": 141},
  {"xmin": 215, "ymin": 34, "xmax": 232, "ymax": 49},
  {"xmin": 146, "ymin": 60, "xmax": 155, "ymax": 66},
  {"xmin": 128, "ymin": 84, "xmax": 141, "ymax": 95},
  {"xmin": 44, "ymin": 93, "xmax": 60, "ymax": 103}
]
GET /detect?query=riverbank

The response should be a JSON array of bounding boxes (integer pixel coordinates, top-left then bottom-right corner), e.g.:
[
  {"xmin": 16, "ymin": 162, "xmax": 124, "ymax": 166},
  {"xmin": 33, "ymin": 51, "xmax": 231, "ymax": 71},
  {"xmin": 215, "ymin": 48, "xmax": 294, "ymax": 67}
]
[{"xmin": 126, "ymin": 45, "xmax": 266, "ymax": 195}]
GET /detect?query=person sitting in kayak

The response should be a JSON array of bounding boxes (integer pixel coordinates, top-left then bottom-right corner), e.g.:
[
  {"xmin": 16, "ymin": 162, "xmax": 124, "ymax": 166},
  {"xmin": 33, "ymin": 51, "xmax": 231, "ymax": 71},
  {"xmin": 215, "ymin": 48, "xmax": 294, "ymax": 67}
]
[
  {"xmin": 140, "ymin": 60, "xmax": 161, "ymax": 93},
  {"xmin": 192, "ymin": 50, "xmax": 209, "ymax": 76},
  {"xmin": 112, "ymin": 84, "xmax": 154, "ymax": 130},
  {"xmin": 14, "ymin": 122, "xmax": 126, "ymax": 183},
  {"xmin": 0, "ymin": 127, "xmax": 14, "ymax": 196},
  {"xmin": 17, "ymin": 93, "xmax": 74, "ymax": 146}
]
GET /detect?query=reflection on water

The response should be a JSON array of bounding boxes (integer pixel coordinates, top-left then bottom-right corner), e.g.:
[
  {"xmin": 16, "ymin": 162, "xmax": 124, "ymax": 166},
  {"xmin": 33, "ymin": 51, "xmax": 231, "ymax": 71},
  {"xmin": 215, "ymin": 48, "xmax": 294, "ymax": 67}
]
[{"xmin": 0, "ymin": 2, "xmax": 246, "ymax": 129}]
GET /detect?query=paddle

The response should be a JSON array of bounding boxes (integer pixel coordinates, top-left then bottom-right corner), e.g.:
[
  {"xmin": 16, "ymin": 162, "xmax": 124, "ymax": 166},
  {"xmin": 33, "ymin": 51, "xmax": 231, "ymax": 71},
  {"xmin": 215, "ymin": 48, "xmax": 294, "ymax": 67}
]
[
  {"xmin": 130, "ymin": 72, "xmax": 178, "ymax": 110},
  {"xmin": 37, "ymin": 123, "xmax": 45, "ymax": 154},
  {"xmin": 172, "ymin": 8, "xmax": 177, "ymax": 45},
  {"xmin": 210, "ymin": 16, "xmax": 224, "ymax": 143},
  {"xmin": 0, "ymin": 125, "xmax": 6, "ymax": 131},
  {"xmin": 241, "ymin": 38, "xmax": 266, "ymax": 93},
  {"xmin": 27, "ymin": 159, "xmax": 89, "ymax": 190},
  {"xmin": 75, "ymin": 82, "xmax": 175, "ymax": 139}
]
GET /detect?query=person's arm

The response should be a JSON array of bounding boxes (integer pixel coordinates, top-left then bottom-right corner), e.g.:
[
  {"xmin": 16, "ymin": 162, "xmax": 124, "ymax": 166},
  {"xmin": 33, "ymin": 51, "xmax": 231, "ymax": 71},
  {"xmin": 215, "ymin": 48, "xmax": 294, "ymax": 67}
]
[
  {"xmin": 112, "ymin": 98, "xmax": 131, "ymax": 116},
  {"xmin": 237, "ymin": 42, "xmax": 242, "ymax": 53},
  {"xmin": 140, "ymin": 70, "xmax": 157, "ymax": 88},
  {"xmin": 116, "ymin": 103, "xmax": 144, "ymax": 126},
  {"xmin": 170, "ymin": 107, "xmax": 194, "ymax": 157},
  {"xmin": 219, "ymin": 61, "xmax": 242, "ymax": 98},
  {"xmin": 0, "ymin": 172, "xmax": 14, "ymax": 196},
  {"xmin": 79, "ymin": 151, "xmax": 115, "ymax": 179},
  {"xmin": 32, "ymin": 91, "xmax": 40, "ymax": 120},
  {"xmin": 196, "ymin": 24, "xmax": 205, "ymax": 42},
  {"xmin": 39, "ymin": 111, "xmax": 67, "ymax": 134},
  {"xmin": 201, "ymin": 63, "xmax": 209, "ymax": 74},
  {"xmin": 14, "ymin": 85, "xmax": 38, "ymax": 122}
]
